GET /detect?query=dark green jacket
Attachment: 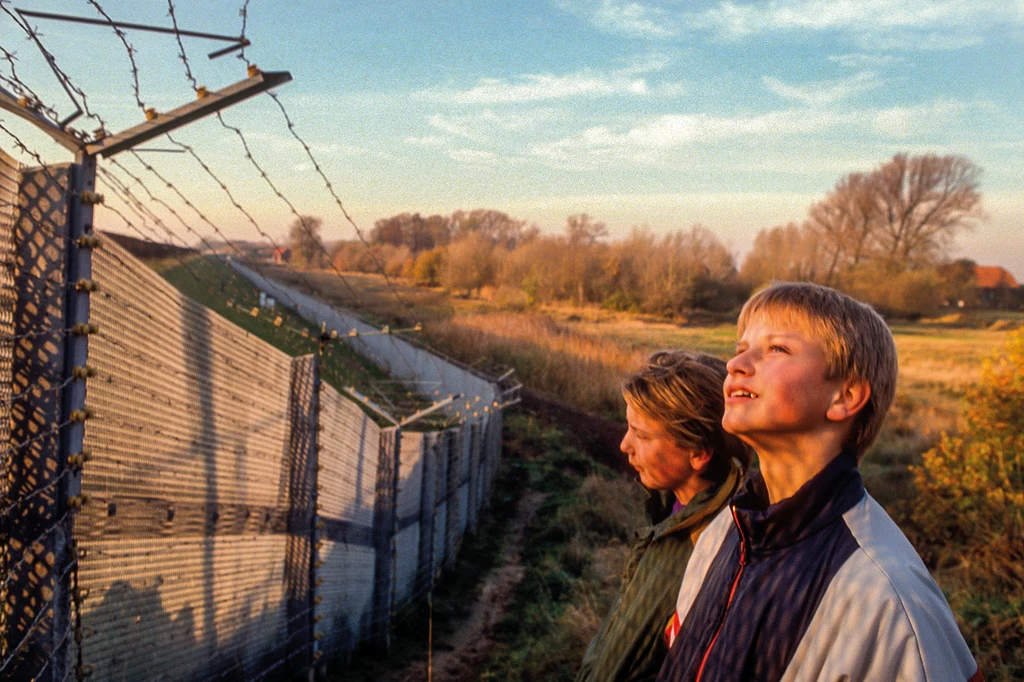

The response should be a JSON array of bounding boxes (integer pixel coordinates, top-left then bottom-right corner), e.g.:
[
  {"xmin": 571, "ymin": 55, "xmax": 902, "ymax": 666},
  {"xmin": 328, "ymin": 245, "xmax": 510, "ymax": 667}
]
[{"xmin": 576, "ymin": 463, "xmax": 741, "ymax": 682}]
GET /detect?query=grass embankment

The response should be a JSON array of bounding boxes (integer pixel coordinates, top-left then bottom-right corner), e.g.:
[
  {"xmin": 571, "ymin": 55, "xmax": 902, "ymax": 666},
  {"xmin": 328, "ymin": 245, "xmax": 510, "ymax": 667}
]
[
  {"xmin": 153, "ymin": 256, "xmax": 440, "ymax": 426},
  {"xmin": 243, "ymin": 268, "xmax": 1022, "ymax": 679},
  {"xmin": 480, "ymin": 414, "xmax": 643, "ymax": 682}
]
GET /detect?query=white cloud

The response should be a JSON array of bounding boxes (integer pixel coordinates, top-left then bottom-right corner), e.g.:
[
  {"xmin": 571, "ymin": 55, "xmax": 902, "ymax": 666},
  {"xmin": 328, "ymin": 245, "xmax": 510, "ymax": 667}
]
[
  {"xmin": 446, "ymin": 148, "xmax": 498, "ymax": 164},
  {"xmin": 417, "ymin": 70, "xmax": 653, "ymax": 104},
  {"xmin": 565, "ymin": 0, "xmax": 1019, "ymax": 49},
  {"xmin": 590, "ymin": 1, "xmax": 675, "ymax": 38},
  {"xmin": 532, "ymin": 108, "xmax": 848, "ymax": 162},
  {"xmin": 428, "ymin": 114, "xmax": 484, "ymax": 141},
  {"xmin": 763, "ymin": 71, "xmax": 881, "ymax": 106},
  {"xmin": 404, "ymin": 135, "xmax": 447, "ymax": 147},
  {"xmin": 528, "ymin": 98, "xmax": 989, "ymax": 165},
  {"xmin": 426, "ymin": 109, "xmax": 560, "ymax": 144},
  {"xmin": 828, "ymin": 53, "xmax": 899, "ymax": 68},
  {"xmin": 870, "ymin": 99, "xmax": 970, "ymax": 137}
]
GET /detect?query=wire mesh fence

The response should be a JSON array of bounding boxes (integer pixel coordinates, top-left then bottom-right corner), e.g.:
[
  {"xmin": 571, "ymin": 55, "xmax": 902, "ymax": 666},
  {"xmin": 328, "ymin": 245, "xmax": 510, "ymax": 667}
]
[{"xmin": 0, "ymin": 150, "xmax": 507, "ymax": 681}]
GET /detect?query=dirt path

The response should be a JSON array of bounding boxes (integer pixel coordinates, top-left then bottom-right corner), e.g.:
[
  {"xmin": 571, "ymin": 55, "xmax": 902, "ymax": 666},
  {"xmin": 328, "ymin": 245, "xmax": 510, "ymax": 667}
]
[{"xmin": 385, "ymin": 490, "xmax": 547, "ymax": 682}]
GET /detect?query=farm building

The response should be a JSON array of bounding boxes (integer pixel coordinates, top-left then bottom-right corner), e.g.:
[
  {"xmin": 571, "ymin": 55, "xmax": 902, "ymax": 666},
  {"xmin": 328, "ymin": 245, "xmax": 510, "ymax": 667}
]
[{"xmin": 975, "ymin": 265, "xmax": 1021, "ymax": 309}]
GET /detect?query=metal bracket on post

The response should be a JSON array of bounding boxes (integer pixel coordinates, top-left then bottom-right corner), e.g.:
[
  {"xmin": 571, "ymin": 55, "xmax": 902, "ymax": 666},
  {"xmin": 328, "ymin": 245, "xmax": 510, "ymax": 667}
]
[{"xmin": 52, "ymin": 151, "xmax": 97, "ymax": 682}]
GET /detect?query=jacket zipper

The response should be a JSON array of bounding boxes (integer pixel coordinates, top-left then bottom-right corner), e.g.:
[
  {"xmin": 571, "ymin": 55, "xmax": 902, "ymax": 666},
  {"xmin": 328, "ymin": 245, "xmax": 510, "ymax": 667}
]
[{"xmin": 694, "ymin": 505, "xmax": 747, "ymax": 682}]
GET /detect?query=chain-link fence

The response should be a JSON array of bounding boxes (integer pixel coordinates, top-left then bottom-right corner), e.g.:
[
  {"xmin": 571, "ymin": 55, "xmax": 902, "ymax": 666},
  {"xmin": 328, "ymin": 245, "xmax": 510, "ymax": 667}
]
[{"xmin": 0, "ymin": 150, "xmax": 506, "ymax": 681}]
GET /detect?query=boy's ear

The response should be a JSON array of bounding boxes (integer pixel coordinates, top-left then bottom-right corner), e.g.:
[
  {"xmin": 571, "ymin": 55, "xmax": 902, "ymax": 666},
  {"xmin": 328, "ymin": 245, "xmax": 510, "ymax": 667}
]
[
  {"xmin": 826, "ymin": 378, "xmax": 871, "ymax": 423},
  {"xmin": 689, "ymin": 449, "xmax": 713, "ymax": 475}
]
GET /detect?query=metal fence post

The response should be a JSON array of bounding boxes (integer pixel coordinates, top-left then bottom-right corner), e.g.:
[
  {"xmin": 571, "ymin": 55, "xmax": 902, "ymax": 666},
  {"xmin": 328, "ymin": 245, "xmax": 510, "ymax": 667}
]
[
  {"xmin": 284, "ymin": 354, "xmax": 319, "ymax": 677},
  {"xmin": 370, "ymin": 427, "xmax": 399, "ymax": 649}
]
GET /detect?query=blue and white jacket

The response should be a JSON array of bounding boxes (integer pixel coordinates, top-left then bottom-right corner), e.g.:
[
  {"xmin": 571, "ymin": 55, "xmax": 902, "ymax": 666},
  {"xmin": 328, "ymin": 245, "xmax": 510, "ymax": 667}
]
[{"xmin": 657, "ymin": 451, "xmax": 982, "ymax": 682}]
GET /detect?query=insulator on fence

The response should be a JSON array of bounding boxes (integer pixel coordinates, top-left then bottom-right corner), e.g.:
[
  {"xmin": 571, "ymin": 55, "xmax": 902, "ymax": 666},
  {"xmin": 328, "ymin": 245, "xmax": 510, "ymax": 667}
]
[
  {"xmin": 315, "ymin": 541, "xmax": 324, "ymax": 550},
  {"xmin": 145, "ymin": 107, "xmax": 158, "ymax": 121},
  {"xmin": 68, "ymin": 494, "xmax": 92, "ymax": 509},
  {"xmin": 73, "ymin": 323, "xmax": 99, "ymax": 336},
  {"xmin": 248, "ymin": 63, "xmax": 261, "ymax": 77},
  {"xmin": 93, "ymin": 127, "xmax": 106, "ymax": 140},
  {"xmin": 196, "ymin": 85, "xmax": 209, "ymax": 99},
  {"xmin": 314, "ymin": 613, "xmax": 324, "ymax": 622},
  {"xmin": 249, "ymin": 307, "xmax": 259, "ymax": 318},
  {"xmin": 77, "ymin": 235, "xmax": 104, "ymax": 249},
  {"xmin": 382, "ymin": 325, "xmax": 391, "ymax": 335},
  {"xmin": 314, "ymin": 577, "xmax": 323, "ymax": 587},
  {"xmin": 73, "ymin": 365, "xmax": 96, "ymax": 379},
  {"xmin": 74, "ymin": 662, "xmax": 94, "ymax": 679},
  {"xmin": 348, "ymin": 328, "xmax": 358, "ymax": 337},
  {"xmin": 314, "ymin": 651, "xmax": 323, "ymax": 661},
  {"xmin": 273, "ymin": 316, "xmax": 283, "ymax": 327},
  {"xmin": 313, "ymin": 631, "xmax": 323, "ymax": 641},
  {"xmin": 73, "ymin": 586, "xmax": 90, "ymax": 601},
  {"xmin": 314, "ymin": 596, "xmax": 323, "ymax": 605},
  {"xmin": 75, "ymin": 279, "xmax": 100, "ymax": 292},
  {"xmin": 313, "ymin": 560, "xmax": 323, "ymax": 568},
  {"xmin": 316, "ymin": 521, "xmax": 325, "ymax": 530},
  {"xmin": 70, "ymin": 407, "xmax": 95, "ymax": 422},
  {"xmin": 413, "ymin": 322, "xmax": 423, "ymax": 331},
  {"xmin": 68, "ymin": 449, "xmax": 92, "ymax": 468},
  {"xmin": 79, "ymin": 190, "xmax": 105, "ymax": 206}
]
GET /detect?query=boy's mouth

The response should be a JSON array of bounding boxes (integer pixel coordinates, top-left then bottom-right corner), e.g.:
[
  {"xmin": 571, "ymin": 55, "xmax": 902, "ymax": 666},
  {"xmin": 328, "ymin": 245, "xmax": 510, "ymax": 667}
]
[{"xmin": 727, "ymin": 389, "xmax": 758, "ymax": 399}]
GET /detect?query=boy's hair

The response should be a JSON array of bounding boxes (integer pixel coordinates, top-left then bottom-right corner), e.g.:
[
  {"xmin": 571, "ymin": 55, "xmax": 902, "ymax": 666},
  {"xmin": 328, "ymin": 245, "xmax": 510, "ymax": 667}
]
[
  {"xmin": 623, "ymin": 350, "xmax": 752, "ymax": 482},
  {"xmin": 737, "ymin": 281, "xmax": 898, "ymax": 458}
]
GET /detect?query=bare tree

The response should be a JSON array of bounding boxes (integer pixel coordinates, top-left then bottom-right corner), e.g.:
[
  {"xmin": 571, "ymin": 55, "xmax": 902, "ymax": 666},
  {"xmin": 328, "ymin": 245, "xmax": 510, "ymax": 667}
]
[
  {"xmin": 872, "ymin": 153, "xmax": 983, "ymax": 271},
  {"xmin": 741, "ymin": 222, "xmax": 824, "ymax": 286},
  {"xmin": 288, "ymin": 215, "xmax": 326, "ymax": 269}
]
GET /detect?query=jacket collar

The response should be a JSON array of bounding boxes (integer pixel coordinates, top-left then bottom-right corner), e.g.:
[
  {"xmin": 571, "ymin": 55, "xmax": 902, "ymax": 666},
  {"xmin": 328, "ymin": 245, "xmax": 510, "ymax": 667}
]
[
  {"xmin": 731, "ymin": 449, "xmax": 864, "ymax": 554},
  {"xmin": 644, "ymin": 459, "xmax": 744, "ymax": 539}
]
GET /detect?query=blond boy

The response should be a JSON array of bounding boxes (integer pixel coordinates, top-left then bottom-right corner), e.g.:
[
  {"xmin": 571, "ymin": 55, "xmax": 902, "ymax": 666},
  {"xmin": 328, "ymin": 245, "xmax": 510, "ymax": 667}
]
[{"xmin": 658, "ymin": 282, "xmax": 981, "ymax": 682}]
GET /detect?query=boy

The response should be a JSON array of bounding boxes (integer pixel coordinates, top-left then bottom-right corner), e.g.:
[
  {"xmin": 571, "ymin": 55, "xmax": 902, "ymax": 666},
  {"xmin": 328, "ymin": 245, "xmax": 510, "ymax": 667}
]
[
  {"xmin": 658, "ymin": 282, "xmax": 981, "ymax": 682},
  {"xmin": 577, "ymin": 350, "xmax": 751, "ymax": 682}
]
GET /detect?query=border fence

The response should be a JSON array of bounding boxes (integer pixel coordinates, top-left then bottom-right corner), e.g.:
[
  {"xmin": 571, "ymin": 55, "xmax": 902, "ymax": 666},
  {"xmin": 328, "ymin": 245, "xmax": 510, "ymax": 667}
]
[{"xmin": 0, "ymin": 149, "xmax": 508, "ymax": 681}]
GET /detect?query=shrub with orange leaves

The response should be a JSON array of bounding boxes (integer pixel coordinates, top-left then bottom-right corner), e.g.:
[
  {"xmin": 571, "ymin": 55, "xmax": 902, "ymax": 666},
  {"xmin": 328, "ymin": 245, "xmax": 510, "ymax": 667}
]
[{"xmin": 903, "ymin": 329, "xmax": 1024, "ymax": 679}]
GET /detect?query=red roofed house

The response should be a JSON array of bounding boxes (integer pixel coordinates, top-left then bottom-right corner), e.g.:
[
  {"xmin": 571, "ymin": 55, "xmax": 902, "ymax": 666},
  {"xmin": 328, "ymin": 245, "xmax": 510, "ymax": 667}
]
[
  {"xmin": 975, "ymin": 265, "xmax": 1020, "ymax": 309},
  {"xmin": 272, "ymin": 246, "xmax": 292, "ymax": 264}
]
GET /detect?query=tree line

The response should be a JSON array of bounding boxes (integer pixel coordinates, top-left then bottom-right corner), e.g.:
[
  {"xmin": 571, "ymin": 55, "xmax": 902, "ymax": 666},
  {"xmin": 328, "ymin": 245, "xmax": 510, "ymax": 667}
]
[{"xmin": 289, "ymin": 153, "xmax": 995, "ymax": 317}]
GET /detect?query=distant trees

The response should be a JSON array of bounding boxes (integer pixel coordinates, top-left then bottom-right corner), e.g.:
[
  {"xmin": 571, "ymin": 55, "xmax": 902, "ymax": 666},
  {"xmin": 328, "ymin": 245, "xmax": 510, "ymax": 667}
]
[
  {"xmin": 318, "ymin": 152, "xmax": 986, "ymax": 319},
  {"xmin": 743, "ymin": 153, "xmax": 985, "ymax": 317},
  {"xmin": 288, "ymin": 215, "xmax": 327, "ymax": 268}
]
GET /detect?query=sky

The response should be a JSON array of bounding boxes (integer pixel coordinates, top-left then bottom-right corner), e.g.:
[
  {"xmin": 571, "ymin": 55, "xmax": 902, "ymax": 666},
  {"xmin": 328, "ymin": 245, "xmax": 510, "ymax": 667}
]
[{"xmin": 2, "ymin": 0, "xmax": 1023, "ymax": 278}]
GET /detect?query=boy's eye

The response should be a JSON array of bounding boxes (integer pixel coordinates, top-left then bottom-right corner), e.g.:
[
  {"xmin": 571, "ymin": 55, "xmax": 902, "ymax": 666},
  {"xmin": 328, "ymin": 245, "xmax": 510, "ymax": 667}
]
[{"xmin": 769, "ymin": 345, "xmax": 789, "ymax": 353}]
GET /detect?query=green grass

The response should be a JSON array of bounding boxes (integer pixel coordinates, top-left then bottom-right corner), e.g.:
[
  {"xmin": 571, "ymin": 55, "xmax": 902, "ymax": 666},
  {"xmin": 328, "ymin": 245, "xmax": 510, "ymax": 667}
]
[
  {"xmin": 155, "ymin": 256, "xmax": 443, "ymax": 428},
  {"xmin": 481, "ymin": 414, "xmax": 643, "ymax": 682}
]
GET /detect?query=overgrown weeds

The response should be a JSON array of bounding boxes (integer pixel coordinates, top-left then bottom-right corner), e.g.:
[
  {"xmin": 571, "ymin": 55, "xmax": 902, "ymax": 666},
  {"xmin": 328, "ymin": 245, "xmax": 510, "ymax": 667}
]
[
  {"xmin": 482, "ymin": 413, "xmax": 644, "ymax": 681},
  {"xmin": 893, "ymin": 329, "xmax": 1024, "ymax": 681}
]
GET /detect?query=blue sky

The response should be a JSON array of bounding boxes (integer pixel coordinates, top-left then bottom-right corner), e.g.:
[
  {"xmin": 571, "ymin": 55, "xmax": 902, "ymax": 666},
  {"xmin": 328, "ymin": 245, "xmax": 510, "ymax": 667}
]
[{"xmin": 3, "ymin": 0, "xmax": 1023, "ymax": 278}]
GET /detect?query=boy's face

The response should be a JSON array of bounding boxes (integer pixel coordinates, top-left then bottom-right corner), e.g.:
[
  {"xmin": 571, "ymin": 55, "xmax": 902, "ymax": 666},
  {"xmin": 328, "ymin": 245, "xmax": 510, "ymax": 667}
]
[
  {"xmin": 723, "ymin": 312, "xmax": 845, "ymax": 444},
  {"xmin": 621, "ymin": 404, "xmax": 701, "ymax": 494}
]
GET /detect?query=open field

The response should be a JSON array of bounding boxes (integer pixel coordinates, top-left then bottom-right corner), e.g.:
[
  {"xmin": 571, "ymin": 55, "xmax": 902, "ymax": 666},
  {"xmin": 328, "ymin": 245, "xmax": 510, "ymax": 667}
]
[{"xmin": 249, "ymin": 267, "xmax": 1022, "ymax": 680}]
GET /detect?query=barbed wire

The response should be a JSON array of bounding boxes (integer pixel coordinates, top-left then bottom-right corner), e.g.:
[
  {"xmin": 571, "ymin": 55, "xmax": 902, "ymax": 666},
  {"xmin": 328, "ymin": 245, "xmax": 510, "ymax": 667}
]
[
  {"xmin": 236, "ymin": 0, "xmax": 252, "ymax": 68},
  {"xmin": 165, "ymin": 0, "xmax": 199, "ymax": 93},
  {"xmin": 264, "ymin": 90, "xmax": 413, "ymax": 312},
  {"xmin": 83, "ymin": 0, "xmax": 145, "ymax": 113},
  {"xmin": 214, "ymin": 108, "xmax": 365, "ymax": 297},
  {"xmin": 0, "ymin": 45, "xmax": 62, "ymax": 125},
  {"xmin": 123, "ymin": 148, "xmax": 314, "ymax": 314},
  {"xmin": 0, "ymin": 0, "xmax": 105, "ymax": 128}
]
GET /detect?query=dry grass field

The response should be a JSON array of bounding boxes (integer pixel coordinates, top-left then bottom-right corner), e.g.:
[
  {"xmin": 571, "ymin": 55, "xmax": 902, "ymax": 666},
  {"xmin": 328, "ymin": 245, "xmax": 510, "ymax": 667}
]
[{"xmin": 272, "ymin": 269, "xmax": 1022, "ymax": 680}]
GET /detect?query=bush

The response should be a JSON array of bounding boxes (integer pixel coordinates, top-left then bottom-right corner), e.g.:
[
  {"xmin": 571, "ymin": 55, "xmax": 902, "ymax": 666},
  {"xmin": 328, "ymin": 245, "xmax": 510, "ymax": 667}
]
[{"xmin": 901, "ymin": 329, "xmax": 1024, "ymax": 679}]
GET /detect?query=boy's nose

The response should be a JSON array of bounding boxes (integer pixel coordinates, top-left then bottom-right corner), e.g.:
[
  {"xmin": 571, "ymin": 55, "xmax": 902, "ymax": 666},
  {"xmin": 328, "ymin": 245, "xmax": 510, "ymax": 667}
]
[
  {"xmin": 620, "ymin": 432, "xmax": 633, "ymax": 454},
  {"xmin": 726, "ymin": 351, "xmax": 751, "ymax": 376}
]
